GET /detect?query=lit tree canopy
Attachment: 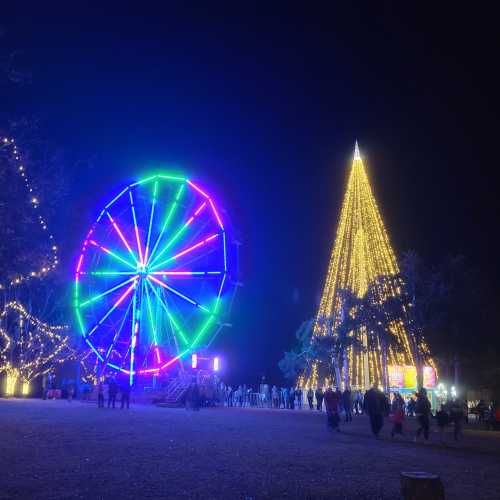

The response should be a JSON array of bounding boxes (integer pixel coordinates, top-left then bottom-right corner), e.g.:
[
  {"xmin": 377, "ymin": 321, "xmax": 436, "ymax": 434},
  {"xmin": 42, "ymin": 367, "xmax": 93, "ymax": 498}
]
[{"xmin": 0, "ymin": 301, "xmax": 73, "ymax": 387}]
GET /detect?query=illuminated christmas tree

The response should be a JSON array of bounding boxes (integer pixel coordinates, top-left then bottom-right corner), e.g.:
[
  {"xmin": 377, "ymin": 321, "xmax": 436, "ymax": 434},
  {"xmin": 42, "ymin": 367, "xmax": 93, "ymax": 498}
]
[{"xmin": 307, "ymin": 142, "xmax": 433, "ymax": 389}]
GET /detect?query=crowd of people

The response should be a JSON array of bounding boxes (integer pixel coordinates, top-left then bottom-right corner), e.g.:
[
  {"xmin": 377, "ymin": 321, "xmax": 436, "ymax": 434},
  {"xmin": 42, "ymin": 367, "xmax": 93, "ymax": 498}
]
[
  {"xmin": 96, "ymin": 376, "xmax": 131, "ymax": 409},
  {"xmin": 47, "ymin": 370, "xmax": 500, "ymax": 439},
  {"xmin": 219, "ymin": 379, "xmax": 500, "ymax": 443}
]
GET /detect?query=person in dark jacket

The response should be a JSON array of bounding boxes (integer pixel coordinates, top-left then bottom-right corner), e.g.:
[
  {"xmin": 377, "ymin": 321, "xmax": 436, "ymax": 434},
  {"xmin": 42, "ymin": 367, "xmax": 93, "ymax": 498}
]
[
  {"xmin": 414, "ymin": 388, "xmax": 432, "ymax": 442},
  {"xmin": 120, "ymin": 381, "xmax": 131, "ymax": 409},
  {"xmin": 288, "ymin": 387, "xmax": 295, "ymax": 410},
  {"xmin": 449, "ymin": 397, "xmax": 464, "ymax": 441},
  {"xmin": 342, "ymin": 388, "xmax": 353, "ymax": 422},
  {"xmin": 315, "ymin": 388, "xmax": 324, "ymax": 411},
  {"xmin": 295, "ymin": 388, "xmax": 303, "ymax": 409},
  {"xmin": 97, "ymin": 381, "xmax": 105, "ymax": 408},
  {"xmin": 307, "ymin": 388, "xmax": 314, "ymax": 410},
  {"xmin": 390, "ymin": 392, "xmax": 405, "ymax": 438},
  {"xmin": 363, "ymin": 384, "xmax": 388, "ymax": 438},
  {"xmin": 324, "ymin": 388, "xmax": 342, "ymax": 431},
  {"xmin": 107, "ymin": 376, "xmax": 118, "ymax": 409},
  {"xmin": 436, "ymin": 403, "xmax": 449, "ymax": 443}
]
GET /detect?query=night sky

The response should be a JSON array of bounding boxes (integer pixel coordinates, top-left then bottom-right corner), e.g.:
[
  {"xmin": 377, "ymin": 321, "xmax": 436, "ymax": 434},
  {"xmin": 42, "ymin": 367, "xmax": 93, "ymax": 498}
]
[{"xmin": 1, "ymin": 4, "xmax": 498, "ymax": 383}]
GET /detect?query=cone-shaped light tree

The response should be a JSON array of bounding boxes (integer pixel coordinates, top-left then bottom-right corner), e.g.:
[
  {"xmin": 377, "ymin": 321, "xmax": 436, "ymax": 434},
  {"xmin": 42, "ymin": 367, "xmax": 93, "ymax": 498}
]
[{"xmin": 306, "ymin": 142, "xmax": 434, "ymax": 390}]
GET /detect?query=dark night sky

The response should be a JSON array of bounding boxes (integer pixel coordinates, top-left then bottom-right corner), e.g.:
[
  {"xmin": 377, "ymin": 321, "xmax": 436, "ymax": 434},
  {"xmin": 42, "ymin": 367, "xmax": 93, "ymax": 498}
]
[{"xmin": 1, "ymin": 4, "xmax": 499, "ymax": 383}]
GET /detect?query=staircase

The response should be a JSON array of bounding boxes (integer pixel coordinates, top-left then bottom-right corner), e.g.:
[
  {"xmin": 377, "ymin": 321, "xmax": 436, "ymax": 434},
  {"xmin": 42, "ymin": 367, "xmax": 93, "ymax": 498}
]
[{"xmin": 157, "ymin": 373, "xmax": 192, "ymax": 408}]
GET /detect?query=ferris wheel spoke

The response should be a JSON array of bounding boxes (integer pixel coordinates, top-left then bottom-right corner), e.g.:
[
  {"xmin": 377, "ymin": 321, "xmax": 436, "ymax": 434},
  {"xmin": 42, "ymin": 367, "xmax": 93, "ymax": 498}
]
[
  {"xmin": 191, "ymin": 315, "xmax": 216, "ymax": 348},
  {"xmin": 147, "ymin": 183, "xmax": 185, "ymax": 266},
  {"xmin": 145, "ymin": 279, "xmax": 189, "ymax": 345},
  {"xmin": 88, "ymin": 240, "xmax": 136, "ymax": 270},
  {"xmin": 86, "ymin": 271, "xmax": 137, "ymax": 276},
  {"xmin": 78, "ymin": 275, "xmax": 139, "ymax": 308},
  {"xmin": 148, "ymin": 275, "xmax": 211, "ymax": 313},
  {"xmin": 150, "ymin": 232, "xmax": 219, "ymax": 270},
  {"xmin": 102, "ymin": 297, "xmax": 133, "ymax": 367},
  {"xmin": 144, "ymin": 181, "xmax": 158, "ymax": 265},
  {"xmin": 149, "ymin": 200, "xmax": 208, "ymax": 268},
  {"xmin": 149, "ymin": 271, "xmax": 223, "ymax": 277},
  {"xmin": 106, "ymin": 211, "xmax": 139, "ymax": 265},
  {"xmin": 129, "ymin": 190, "xmax": 144, "ymax": 266},
  {"xmin": 129, "ymin": 282, "xmax": 140, "ymax": 384},
  {"xmin": 86, "ymin": 280, "xmax": 137, "ymax": 337},
  {"xmin": 144, "ymin": 282, "xmax": 161, "ymax": 362}
]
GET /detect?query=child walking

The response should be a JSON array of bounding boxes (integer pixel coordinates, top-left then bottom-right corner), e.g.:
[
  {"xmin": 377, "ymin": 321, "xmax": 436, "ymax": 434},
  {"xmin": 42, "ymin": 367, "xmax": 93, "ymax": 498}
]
[{"xmin": 391, "ymin": 392, "xmax": 405, "ymax": 438}]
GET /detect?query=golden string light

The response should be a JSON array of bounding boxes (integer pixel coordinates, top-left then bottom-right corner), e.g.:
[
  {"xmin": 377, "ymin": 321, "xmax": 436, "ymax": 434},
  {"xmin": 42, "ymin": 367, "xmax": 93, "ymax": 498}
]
[
  {"xmin": 0, "ymin": 301, "xmax": 73, "ymax": 395},
  {"xmin": 306, "ymin": 141, "xmax": 433, "ymax": 389},
  {"xmin": 0, "ymin": 136, "xmax": 59, "ymax": 288}
]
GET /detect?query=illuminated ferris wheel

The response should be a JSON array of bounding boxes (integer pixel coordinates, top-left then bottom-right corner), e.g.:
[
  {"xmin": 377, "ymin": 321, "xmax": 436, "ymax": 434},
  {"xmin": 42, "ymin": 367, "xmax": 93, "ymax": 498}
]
[{"xmin": 74, "ymin": 174, "xmax": 229, "ymax": 384}]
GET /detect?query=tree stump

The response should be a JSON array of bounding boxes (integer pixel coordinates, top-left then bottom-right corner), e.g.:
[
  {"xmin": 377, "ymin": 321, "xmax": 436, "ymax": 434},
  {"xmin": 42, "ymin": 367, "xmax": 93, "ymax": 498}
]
[{"xmin": 401, "ymin": 472, "xmax": 445, "ymax": 500}]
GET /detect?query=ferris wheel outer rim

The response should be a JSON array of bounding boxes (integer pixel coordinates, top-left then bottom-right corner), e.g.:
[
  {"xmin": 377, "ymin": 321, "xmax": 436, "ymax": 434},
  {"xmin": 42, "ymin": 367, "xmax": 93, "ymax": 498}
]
[{"xmin": 74, "ymin": 174, "xmax": 228, "ymax": 380}]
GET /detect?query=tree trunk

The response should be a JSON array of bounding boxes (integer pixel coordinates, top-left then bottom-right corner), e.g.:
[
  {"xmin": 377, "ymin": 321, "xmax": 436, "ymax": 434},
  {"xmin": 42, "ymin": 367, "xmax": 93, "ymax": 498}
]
[
  {"xmin": 415, "ymin": 349, "xmax": 424, "ymax": 390},
  {"xmin": 380, "ymin": 338, "xmax": 389, "ymax": 392},
  {"xmin": 342, "ymin": 348, "xmax": 349, "ymax": 390},
  {"xmin": 409, "ymin": 331, "xmax": 423, "ymax": 390},
  {"xmin": 332, "ymin": 357, "xmax": 342, "ymax": 390},
  {"xmin": 400, "ymin": 472, "xmax": 445, "ymax": 500}
]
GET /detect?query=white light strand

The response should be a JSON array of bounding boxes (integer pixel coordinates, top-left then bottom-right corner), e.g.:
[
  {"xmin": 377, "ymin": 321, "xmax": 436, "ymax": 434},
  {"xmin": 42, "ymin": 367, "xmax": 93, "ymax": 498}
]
[{"xmin": 0, "ymin": 136, "xmax": 59, "ymax": 288}]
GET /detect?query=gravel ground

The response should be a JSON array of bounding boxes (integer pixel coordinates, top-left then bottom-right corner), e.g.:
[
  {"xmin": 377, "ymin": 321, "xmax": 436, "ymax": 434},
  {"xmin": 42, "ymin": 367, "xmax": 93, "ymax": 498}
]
[{"xmin": 1, "ymin": 399, "xmax": 499, "ymax": 500}]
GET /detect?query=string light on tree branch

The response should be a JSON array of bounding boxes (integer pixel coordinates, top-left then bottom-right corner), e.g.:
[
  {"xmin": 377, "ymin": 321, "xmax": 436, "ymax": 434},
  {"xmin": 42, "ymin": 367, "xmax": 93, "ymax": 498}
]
[
  {"xmin": 0, "ymin": 136, "xmax": 59, "ymax": 288},
  {"xmin": 0, "ymin": 301, "xmax": 73, "ymax": 396}
]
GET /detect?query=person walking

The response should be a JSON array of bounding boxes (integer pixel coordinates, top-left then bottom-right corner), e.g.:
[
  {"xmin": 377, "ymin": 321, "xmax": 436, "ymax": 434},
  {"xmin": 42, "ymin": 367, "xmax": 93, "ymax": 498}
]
[
  {"xmin": 324, "ymin": 387, "xmax": 341, "ymax": 432},
  {"xmin": 97, "ymin": 381, "xmax": 105, "ymax": 408},
  {"xmin": 449, "ymin": 397, "xmax": 464, "ymax": 441},
  {"xmin": 271, "ymin": 385, "xmax": 279, "ymax": 408},
  {"xmin": 283, "ymin": 387, "xmax": 290, "ymax": 409},
  {"xmin": 120, "ymin": 381, "xmax": 131, "ymax": 409},
  {"xmin": 363, "ymin": 384, "xmax": 388, "ymax": 438},
  {"xmin": 107, "ymin": 376, "xmax": 118, "ymax": 409},
  {"xmin": 342, "ymin": 387, "xmax": 353, "ymax": 422},
  {"xmin": 436, "ymin": 403, "xmax": 449, "ymax": 443},
  {"xmin": 307, "ymin": 388, "xmax": 314, "ymax": 410},
  {"xmin": 354, "ymin": 390, "xmax": 363, "ymax": 415},
  {"xmin": 315, "ymin": 387, "xmax": 324, "ymax": 411},
  {"xmin": 296, "ymin": 387, "xmax": 303, "ymax": 410},
  {"xmin": 407, "ymin": 396, "xmax": 416, "ymax": 417},
  {"xmin": 288, "ymin": 387, "xmax": 295, "ymax": 410},
  {"xmin": 390, "ymin": 392, "xmax": 405, "ymax": 438},
  {"xmin": 414, "ymin": 388, "xmax": 432, "ymax": 443}
]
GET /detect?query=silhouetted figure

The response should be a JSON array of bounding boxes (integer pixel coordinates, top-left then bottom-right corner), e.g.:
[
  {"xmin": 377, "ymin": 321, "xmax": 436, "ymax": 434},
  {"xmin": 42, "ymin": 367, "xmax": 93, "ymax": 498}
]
[
  {"xmin": 108, "ymin": 377, "xmax": 118, "ymax": 409},
  {"xmin": 289, "ymin": 387, "xmax": 295, "ymax": 410},
  {"xmin": 414, "ymin": 388, "xmax": 432, "ymax": 442},
  {"xmin": 295, "ymin": 388, "xmax": 302, "ymax": 409},
  {"xmin": 307, "ymin": 388, "xmax": 314, "ymax": 410},
  {"xmin": 364, "ymin": 384, "xmax": 388, "ymax": 438},
  {"xmin": 390, "ymin": 392, "xmax": 405, "ymax": 438},
  {"xmin": 121, "ymin": 381, "xmax": 131, "ymax": 409},
  {"xmin": 342, "ymin": 388, "xmax": 352, "ymax": 422},
  {"xmin": 436, "ymin": 404, "xmax": 449, "ymax": 443},
  {"xmin": 97, "ymin": 381, "xmax": 104, "ymax": 408},
  {"xmin": 354, "ymin": 390, "xmax": 363, "ymax": 415},
  {"xmin": 449, "ymin": 397, "xmax": 464, "ymax": 441},
  {"xmin": 315, "ymin": 388, "xmax": 324, "ymax": 411},
  {"xmin": 324, "ymin": 388, "xmax": 341, "ymax": 431}
]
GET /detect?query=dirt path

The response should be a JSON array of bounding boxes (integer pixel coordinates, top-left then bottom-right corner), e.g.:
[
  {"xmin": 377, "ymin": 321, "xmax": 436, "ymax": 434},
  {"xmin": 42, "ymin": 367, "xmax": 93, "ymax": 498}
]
[{"xmin": 1, "ymin": 399, "xmax": 499, "ymax": 499}]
